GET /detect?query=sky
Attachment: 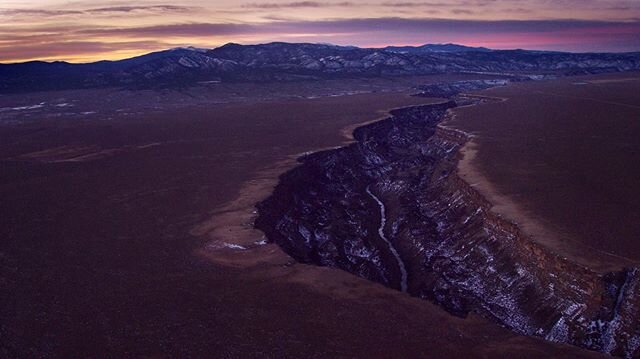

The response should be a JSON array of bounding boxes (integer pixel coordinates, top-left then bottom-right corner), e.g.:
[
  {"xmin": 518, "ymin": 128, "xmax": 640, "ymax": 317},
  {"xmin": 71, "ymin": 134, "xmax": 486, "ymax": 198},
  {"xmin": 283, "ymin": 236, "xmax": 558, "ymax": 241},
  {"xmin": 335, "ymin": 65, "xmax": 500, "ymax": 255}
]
[{"xmin": 1, "ymin": 0, "xmax": 640, "ymax": 63}]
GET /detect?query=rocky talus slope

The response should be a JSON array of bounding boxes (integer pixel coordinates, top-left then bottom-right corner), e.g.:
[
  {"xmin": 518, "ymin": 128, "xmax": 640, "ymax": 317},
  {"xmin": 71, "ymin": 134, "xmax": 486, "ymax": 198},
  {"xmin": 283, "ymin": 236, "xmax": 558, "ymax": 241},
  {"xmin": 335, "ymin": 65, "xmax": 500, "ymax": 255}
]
[{"xmin": 255, "ymin": 94, "xmax": 640, "ymax": 356}]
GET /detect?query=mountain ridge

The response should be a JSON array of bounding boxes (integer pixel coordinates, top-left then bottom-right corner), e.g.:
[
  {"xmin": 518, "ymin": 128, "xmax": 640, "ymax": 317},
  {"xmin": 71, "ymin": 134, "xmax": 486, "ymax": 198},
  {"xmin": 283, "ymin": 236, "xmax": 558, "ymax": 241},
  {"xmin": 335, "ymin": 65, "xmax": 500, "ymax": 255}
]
[
  {"xmin": 1, "ymin": 42, "xmax": 640, "ymax": 93},
  {"xmin": 384, "ymin": 43, "xmax": 492, "ymax": 53}
]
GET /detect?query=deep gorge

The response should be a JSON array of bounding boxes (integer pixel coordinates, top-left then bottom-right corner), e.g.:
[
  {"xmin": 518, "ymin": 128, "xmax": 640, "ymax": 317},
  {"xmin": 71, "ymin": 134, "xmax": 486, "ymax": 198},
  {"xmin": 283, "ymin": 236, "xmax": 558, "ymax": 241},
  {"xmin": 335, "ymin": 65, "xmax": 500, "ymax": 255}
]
[{"xmin": 254, "ymin": 86, "xmax": 640, "ymax": 357}]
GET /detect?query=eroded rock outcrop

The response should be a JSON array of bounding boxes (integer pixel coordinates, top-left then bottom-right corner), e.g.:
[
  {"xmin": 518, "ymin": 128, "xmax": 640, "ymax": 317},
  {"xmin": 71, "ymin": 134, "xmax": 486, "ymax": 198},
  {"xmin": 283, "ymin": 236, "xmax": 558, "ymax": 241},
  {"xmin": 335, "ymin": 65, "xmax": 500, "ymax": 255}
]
[{"xmin": 255, "ymin": 96, "xmax": 640, "ymax": 356}]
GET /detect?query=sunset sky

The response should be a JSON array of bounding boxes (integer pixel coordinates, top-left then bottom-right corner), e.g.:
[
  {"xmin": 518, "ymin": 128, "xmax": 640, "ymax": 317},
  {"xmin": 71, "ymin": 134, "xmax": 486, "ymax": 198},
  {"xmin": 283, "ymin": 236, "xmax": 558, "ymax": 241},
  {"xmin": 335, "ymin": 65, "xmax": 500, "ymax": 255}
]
[{"xmin": 1, "ymin": 0, "xmax": 640, "ymax": 63}]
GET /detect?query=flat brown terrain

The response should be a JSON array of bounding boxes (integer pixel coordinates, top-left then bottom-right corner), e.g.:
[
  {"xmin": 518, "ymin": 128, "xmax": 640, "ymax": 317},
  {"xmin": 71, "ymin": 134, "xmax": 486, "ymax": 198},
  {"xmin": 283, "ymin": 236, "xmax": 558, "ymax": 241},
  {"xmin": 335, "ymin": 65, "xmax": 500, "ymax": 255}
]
[
  {"xmin": 0, "ymin": 79, "xmax": 597, "ymax": 357},
  {"xmin": 447, "ymin": 72, "xmax": 640, "ymax": 271}
]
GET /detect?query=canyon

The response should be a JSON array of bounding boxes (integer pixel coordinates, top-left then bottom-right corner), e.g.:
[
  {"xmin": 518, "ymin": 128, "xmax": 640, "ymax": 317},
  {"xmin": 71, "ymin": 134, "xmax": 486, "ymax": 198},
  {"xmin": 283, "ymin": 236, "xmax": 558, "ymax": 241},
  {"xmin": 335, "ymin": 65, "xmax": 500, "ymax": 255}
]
[{"xmin": 255, "ymin": 83, "xmax": 640, "ymax": 357}]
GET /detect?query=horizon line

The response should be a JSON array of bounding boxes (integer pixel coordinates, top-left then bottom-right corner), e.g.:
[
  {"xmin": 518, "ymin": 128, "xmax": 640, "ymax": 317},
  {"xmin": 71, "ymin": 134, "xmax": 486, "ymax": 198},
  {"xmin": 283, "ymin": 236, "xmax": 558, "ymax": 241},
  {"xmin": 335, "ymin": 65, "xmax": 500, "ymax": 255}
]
[{"xmin": 3, "ymin": 41, "xmax": 640, "ymax": 66}]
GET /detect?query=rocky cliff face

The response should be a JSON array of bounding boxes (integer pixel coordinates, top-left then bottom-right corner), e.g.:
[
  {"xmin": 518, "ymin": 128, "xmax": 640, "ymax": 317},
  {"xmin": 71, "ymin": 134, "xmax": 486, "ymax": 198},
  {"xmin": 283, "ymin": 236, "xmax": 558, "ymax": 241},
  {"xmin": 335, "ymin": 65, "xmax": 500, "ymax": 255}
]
[{"xmin": 255, "ymin": 94, "xmax": 640, "ymax": 357}]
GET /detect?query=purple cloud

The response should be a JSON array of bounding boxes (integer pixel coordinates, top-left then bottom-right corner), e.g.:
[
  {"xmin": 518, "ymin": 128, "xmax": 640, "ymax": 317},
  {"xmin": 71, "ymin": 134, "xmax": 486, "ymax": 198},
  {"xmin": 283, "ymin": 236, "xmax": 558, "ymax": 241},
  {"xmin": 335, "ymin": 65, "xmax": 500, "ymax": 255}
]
[
  {"xmin": 2, "ymin": 17, "xmax": 640, "ymax": 62},
  {"xmin": 242, "ymin": 1, "xmax": 356, "ymax": 9}
]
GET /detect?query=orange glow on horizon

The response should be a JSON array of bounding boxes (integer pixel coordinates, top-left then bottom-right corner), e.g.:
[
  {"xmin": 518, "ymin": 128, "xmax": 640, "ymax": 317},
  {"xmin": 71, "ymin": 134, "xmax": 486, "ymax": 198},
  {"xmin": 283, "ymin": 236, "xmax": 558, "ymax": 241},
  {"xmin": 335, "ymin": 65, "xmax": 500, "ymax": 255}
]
[{"xmin": 1, "ymin": 0, "xmax": 640, "ymax": 62}]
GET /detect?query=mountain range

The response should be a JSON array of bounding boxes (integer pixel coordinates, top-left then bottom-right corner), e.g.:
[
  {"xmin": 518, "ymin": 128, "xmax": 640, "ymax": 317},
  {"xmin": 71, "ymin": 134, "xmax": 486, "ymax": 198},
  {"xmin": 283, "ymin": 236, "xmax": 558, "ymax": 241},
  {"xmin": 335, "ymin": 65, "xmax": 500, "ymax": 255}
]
[{"xmin": 1, "ymin": 42, "xmax": 640, "ymax": 93}]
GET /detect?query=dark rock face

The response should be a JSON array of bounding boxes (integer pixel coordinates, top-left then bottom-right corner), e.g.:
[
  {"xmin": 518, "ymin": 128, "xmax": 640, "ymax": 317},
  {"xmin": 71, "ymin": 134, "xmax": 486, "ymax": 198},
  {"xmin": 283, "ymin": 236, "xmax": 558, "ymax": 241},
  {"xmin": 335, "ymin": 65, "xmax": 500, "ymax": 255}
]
[
  {"xmin": 255, "ymin": 96, "xmax": 640, "ymax": 356},
  {"xmin": 2, "ymin": 42, "xmax": 640, "ymax": 92}
]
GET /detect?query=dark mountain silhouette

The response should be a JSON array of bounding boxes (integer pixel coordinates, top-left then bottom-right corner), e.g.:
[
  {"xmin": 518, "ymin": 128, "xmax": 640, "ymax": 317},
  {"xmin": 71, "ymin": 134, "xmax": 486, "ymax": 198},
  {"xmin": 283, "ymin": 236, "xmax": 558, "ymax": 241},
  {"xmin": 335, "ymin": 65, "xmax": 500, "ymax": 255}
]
[
  {"xmin": 1, "ymin": 42, "xmax": 639, "ymax": 92},
  {"xmin": 384, "ymin": 43, "xmax": 491, "ymax": 53}
]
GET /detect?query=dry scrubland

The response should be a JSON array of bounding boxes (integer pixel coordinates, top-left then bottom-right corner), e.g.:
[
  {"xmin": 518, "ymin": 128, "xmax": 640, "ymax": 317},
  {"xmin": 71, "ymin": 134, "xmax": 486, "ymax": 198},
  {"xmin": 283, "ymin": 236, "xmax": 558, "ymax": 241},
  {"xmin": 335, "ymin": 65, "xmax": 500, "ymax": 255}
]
[
  {"xmin": 0, "ymin": 75, "xmax": 623, "ymax": 357},
  {"xmin": 448, "ymin": 72, "xmax": 640, "ymax": 271}
]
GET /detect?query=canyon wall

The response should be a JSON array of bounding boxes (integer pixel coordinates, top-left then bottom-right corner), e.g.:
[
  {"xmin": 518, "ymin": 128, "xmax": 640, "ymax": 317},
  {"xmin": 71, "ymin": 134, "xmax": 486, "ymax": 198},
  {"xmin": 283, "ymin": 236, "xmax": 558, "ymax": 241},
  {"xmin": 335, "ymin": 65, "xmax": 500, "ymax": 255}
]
[{"xmin": 255, "ymin": 97, "xmax": 640, "ymax": 356}]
